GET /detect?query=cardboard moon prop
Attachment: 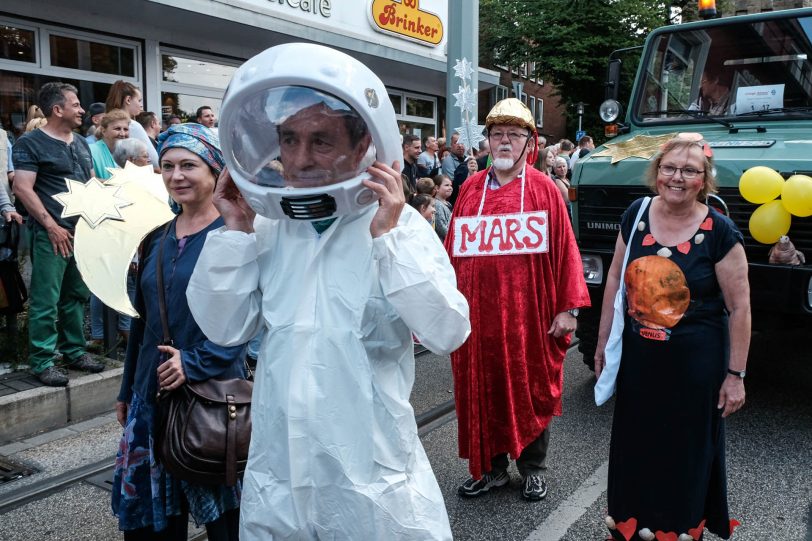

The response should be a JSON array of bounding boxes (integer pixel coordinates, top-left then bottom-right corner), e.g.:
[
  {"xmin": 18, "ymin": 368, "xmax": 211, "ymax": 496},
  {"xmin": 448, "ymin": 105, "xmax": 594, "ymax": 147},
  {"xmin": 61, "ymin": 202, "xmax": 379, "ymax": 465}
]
[{"xmin": 52, "ymin": 162, "xmax": 174, "ymax": 317}]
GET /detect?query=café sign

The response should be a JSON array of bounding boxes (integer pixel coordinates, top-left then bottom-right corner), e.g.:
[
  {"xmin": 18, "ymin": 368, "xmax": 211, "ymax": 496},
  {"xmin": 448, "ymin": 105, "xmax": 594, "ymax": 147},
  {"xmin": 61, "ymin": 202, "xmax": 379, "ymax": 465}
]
[{"xmin": 369, "ymin": 0, "xmax": 443, "ymax": 47}]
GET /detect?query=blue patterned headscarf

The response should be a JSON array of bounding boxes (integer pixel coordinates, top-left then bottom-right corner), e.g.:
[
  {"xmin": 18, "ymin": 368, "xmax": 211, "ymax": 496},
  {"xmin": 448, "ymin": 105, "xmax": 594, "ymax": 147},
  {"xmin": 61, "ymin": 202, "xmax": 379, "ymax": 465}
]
[{"xmin": 157, "ymin": 123, "xmax": 225, "ymax": 175}]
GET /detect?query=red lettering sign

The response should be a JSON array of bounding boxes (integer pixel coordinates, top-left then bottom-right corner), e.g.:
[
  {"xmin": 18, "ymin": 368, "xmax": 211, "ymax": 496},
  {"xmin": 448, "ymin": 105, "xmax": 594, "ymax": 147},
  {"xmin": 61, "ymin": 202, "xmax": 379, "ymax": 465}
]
[{"xmin": 452, "ymin": 211, "xmax": 549, "ymax": 257}]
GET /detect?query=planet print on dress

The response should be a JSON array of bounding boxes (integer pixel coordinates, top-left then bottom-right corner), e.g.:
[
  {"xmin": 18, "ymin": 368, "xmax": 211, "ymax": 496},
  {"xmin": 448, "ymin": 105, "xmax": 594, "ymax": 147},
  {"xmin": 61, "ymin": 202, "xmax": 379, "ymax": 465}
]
[{"xmin": 625, "ymin": 255, "xmax": 690, "ymax": 330}]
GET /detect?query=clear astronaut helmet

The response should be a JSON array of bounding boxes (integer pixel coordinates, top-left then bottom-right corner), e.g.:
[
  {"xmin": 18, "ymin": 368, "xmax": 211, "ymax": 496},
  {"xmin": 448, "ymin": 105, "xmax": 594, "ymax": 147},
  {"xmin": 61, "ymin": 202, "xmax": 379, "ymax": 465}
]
[{"xmin": 219, "ymin": 43, "xmax": 400, "ymax": 221}]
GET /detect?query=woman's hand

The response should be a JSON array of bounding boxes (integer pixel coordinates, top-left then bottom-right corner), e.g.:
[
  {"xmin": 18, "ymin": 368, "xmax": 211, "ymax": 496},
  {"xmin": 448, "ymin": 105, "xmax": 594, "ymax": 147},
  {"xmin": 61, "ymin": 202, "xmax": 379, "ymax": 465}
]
[
  {"xmin": 363, "ymin": 160, "xmax": 405, "ymax": 238},
  {"xmin": 718, "ymin": 375, "xmax": 745, "ymax": 418},
  {"xmin": 156, "ymin": 345, "xmax": 187, "ymax": 391},
  {"xmin": 213, "ymin": 167, "xmax": 256, "ymax": 233},
  {"xmin": 115, "ymin": 401, "xmax": 128, "ymax": 428},
  {"xmin": 594, "ymin": 346, "xmax": 606, "ymax": 380}
]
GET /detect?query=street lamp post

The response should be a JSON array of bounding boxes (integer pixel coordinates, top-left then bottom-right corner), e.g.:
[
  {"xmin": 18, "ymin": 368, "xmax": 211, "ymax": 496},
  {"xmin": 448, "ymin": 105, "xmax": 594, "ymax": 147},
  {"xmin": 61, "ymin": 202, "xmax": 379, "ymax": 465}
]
[{"xmin": 576, "ymin": 102, "xmax": 584, "ymax": 134}]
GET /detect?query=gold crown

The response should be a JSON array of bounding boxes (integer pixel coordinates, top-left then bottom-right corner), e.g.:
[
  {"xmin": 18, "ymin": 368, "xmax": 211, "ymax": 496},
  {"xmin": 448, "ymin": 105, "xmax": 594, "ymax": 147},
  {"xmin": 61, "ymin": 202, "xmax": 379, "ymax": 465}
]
[{"xmin": 485, "ymin": 98, "xmax": 536, "ymax": 133}]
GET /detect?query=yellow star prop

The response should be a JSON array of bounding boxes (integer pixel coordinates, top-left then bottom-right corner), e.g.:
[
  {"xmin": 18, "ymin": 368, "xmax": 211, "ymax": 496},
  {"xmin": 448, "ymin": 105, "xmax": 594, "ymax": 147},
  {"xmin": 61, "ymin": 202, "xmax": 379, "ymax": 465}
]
[
  {"xmin": 53, "ymin": 178, "xmax": 133, "ymax": 228},
  {"xmin": 592, "ymin": 133, "xmax": 678, "ymax": 164}
]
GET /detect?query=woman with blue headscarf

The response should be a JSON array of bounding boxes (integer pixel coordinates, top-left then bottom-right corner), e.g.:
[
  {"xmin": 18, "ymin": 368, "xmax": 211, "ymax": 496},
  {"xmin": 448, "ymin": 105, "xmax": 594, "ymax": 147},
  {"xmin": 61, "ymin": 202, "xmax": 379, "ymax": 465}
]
[{"xmin": 112, "ymin": 124, "xmax": 245, "ymax": 541}]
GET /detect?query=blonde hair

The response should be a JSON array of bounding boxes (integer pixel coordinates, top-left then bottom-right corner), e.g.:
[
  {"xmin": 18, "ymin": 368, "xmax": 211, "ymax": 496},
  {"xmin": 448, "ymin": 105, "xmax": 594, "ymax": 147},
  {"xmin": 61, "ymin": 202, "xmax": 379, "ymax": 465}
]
[
  {"xmin": 98, "ymin": 109, "xmax": 130, "ymax": 137},
  {"xmin": 25, "ymin": 117, "xmax": 48, "ymax": 132},
  {"xmin": 416, "ymin": 177, "xmax": 437, "ymax": 196},
  {"xmin": 26, "ymin": 105, "xmax": 45, "ymax": 123},
  {"xmin": 645, "ymin": 137, "xmax": 717, "ymax": 201}
]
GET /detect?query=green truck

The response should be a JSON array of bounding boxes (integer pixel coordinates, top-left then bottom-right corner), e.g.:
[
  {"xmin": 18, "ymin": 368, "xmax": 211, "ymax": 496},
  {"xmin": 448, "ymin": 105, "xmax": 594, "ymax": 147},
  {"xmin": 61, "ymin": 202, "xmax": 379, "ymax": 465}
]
[{"xmin": 572, "ymin": 7, "xmax": 812, "ymax": 368}]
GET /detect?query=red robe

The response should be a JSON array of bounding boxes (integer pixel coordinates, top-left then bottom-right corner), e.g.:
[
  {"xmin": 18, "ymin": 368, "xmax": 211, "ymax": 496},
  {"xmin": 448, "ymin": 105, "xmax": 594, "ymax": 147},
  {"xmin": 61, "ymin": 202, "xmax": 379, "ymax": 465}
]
[{"xmin": 445, "ymin": 166, "xmax": 590, "ymax": 479}]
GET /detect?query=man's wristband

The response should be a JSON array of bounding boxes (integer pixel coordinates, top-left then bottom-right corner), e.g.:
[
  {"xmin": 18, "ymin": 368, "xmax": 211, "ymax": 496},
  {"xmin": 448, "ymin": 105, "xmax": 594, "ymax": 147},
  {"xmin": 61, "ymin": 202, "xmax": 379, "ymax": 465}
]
[{"xmin": 727, "ymin": 368, "xmax": 746, "ymax": 379}]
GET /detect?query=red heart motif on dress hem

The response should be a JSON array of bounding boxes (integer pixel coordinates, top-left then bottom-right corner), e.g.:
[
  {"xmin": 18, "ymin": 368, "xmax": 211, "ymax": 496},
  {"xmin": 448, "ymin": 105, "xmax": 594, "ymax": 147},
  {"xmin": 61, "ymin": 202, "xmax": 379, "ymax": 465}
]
[
  {"xmin": 642, "ymin": 234, "xmax": 656, "ymax": 246},
  {"xmin": 677, "ymin": 242, "xmax": 691, "ymax": 254},
  {"xmin": 729, "ymin": 519, "xmax": 741, "ymax": 535},
  {"xmin": 615, "ymin": 517, "xmax": 637, "ymax": 541},
  {"xmin": 654, "ymin": 531, "xmax": 678, "ymax": 541},
  {"xmin": 699, "ymin": 217, "xmax": 713, "ymax": 231},
  {"xmin": 688, "ymin": 519, "xmax": 706, "ymax": 539}
]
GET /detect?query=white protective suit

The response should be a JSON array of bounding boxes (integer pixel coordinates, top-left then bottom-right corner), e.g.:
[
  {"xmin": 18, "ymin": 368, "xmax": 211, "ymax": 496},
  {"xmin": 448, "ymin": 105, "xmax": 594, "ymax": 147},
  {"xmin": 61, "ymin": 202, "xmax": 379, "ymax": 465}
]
[{"xmin": 187, "ymin": 204, "xmax": 470, "ymax": 540}]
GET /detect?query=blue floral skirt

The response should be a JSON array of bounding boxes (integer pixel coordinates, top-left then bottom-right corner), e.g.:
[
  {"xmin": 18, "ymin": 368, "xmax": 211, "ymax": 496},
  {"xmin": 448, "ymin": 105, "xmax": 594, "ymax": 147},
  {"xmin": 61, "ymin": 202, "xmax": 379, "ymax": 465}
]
[{"xmin": 111, "ymin": 392, "xmax": 241, "ymax": 532}]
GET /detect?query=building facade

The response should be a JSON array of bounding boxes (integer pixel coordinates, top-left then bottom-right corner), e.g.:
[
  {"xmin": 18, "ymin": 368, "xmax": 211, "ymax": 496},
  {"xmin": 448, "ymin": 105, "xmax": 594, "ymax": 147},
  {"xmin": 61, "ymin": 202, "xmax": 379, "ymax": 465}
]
[{"xmin": 1, "ymin": 0, "xmax": 499, "ymax": 142}]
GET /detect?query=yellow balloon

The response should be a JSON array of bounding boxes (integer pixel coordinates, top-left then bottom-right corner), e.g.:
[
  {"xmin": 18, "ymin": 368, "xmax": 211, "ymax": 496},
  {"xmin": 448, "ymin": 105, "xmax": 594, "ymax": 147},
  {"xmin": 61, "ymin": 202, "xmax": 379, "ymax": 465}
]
[
  {"xmin": 781, "ymin": 175, "xmax": 812, "ymax": 217},
  {"xmin": 739, "ymin": 166, "xmax": 784, "ymax": 204},
  {"xmin": 749, "ymin": 200, "xmax": 791, "ymax": 244}
]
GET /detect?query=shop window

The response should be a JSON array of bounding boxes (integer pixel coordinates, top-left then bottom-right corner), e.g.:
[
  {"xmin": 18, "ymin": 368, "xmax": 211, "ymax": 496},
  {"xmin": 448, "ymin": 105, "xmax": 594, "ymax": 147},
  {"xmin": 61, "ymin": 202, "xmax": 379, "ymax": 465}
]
[
  {"xmin": 160, "ymin": 92, "xmax": 223, "ymax": 123},
  {"xmin": 162, "ymin": 54, "xmax": 236, "ymax": 90},
  {"xmin": 49, "ymin": 34, "xmax": 135, "ymax": 77},
  {"xmin": 388, "ymin": 93, "xmax": 402, "ymax": 114},
  {"xmin": 406, "ymin": 96, "xmax": 434, "ymax": 118},
  {"xmin": 0, "ymin": 69, "xmax": 111, "ymax": 139},
  {"xmin": 1, "ymin": 25, "xmax": 36, "ymax": 64},
  {"xmin": 388, "ymin": 90, "xmax": 436, "ymax": 138}
]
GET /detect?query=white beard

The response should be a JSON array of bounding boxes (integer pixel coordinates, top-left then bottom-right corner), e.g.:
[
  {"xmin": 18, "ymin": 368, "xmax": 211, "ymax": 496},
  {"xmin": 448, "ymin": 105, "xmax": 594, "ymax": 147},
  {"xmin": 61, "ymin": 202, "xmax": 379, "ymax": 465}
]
[{"xmin": 492, "ymin": 158, "xmax": 515, "ymax": 171}]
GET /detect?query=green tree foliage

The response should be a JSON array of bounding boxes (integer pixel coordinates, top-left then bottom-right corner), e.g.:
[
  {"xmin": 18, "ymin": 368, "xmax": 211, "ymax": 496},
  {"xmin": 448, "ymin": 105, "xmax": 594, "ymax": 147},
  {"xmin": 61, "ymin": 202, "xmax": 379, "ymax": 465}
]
[{"xmin": 480, "ymin": 0, "xmax": 672, "ymax": 140}]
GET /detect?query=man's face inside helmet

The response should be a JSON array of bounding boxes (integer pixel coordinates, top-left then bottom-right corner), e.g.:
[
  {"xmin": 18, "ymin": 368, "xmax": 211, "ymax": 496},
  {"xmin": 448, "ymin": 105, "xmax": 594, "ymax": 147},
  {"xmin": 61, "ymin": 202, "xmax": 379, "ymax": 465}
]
[
  {"xmin": 278, "ymin": 103, "xmax": 372, "ymax": 188},
  {"xmin": 226, "ymin": 86, "xmax": 376, "ymax": 191}
]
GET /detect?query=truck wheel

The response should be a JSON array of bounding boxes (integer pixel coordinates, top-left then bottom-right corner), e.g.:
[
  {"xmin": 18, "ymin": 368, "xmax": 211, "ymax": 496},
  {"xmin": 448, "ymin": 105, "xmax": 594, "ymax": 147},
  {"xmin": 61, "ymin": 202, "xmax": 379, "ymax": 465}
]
[{"xmin": 576, "ymin": 308, "xmax": 600, "ymax": 371}]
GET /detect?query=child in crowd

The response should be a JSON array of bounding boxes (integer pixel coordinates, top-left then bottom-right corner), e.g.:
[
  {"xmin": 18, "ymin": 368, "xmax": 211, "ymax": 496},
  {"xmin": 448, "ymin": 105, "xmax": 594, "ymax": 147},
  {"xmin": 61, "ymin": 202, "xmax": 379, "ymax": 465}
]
[
  {"xmin": 409, "ymin": 193, "xmax": 436, "ymax": 225},
  {"xmin": 432, "ymin": 174, "xmax": 453, "ymax": 241}
]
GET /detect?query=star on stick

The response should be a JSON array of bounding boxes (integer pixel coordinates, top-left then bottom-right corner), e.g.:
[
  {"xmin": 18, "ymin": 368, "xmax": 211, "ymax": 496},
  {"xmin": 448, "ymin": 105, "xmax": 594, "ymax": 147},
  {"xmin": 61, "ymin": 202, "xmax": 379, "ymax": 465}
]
[
  {"xmin": 455, "ymin": 124, "xmax": 486, "ymax": 154},
  {"xmin": 453, "ymin": 58, "xmax": 476, "ymax": 81},
  {"xmin": 52, "ymin": 178, "xmax": 133, "ymax": 228},
  {"xmin": 453, "ymin": 85, "xmax": 477, "ymax": 114},
  {"xmin": 591, "ymin": 133, "xmax": 677, "ymax": 164}
]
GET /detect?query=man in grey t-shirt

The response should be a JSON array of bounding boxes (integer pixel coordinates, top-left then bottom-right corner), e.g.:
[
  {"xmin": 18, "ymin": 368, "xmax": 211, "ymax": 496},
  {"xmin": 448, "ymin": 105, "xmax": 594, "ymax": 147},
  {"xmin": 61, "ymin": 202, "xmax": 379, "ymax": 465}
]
[
  {"xmin": 12, "ymin": 82, "xmax": 104, "ymax": 386},
  {"xmin": 417, "ymin": 135, "xmax": 440, "ymax": 178}
]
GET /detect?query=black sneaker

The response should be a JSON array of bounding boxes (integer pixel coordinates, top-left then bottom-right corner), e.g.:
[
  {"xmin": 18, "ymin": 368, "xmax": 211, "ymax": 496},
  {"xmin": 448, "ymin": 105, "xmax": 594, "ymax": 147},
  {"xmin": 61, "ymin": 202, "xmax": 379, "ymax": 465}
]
[
  {"xmin": 521, "ymin": 474, "xmax": 548, "ymax": 501},
  {"xmin": 67, "ymin": 353, "xmax": 105, "ymax": 373},
  {"xmin": 36, "ymin": 366, "xmax": 69, "ymax": 387},
  {"xmin": 457, "ymin": 470, "xmax": 509, "ymax": 497}
]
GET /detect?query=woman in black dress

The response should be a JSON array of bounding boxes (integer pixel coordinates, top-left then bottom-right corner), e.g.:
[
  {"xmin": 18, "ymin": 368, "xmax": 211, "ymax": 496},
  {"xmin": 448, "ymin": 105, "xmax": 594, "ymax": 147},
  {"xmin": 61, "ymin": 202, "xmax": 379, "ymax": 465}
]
[{"xmin": 595, "ymin": 135, "xmax": 750, "ymax": 541}]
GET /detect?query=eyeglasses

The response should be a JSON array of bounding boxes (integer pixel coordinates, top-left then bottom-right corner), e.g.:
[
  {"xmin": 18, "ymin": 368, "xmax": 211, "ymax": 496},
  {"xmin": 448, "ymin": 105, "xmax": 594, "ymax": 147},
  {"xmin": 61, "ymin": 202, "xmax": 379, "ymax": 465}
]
[
  {"xmin": 658, "ymin": 165, "xmax": 704, "ymax": 180},
  {"xmin": 489, "ymin": 130, "xmax": 529, "ymax": 142}
]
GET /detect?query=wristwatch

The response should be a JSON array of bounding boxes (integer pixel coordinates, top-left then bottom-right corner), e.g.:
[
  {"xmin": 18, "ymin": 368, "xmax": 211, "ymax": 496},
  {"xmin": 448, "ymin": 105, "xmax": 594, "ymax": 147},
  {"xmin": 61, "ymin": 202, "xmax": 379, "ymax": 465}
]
[
  {"xmin": 727, "ymin": 368, "xmax": 746, "ymax": 379},
  {"xmin": 567, "ymin": 308, "xmax": 579, "ymax": 318}
]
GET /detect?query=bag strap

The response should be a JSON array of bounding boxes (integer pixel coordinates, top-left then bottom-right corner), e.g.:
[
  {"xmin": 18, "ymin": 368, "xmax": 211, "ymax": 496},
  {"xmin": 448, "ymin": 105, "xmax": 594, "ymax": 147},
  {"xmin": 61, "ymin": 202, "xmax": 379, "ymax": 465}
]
[
  {"xmin": 155, "ymin": 222, "xmax": 173, "ymax": 347},
  {"xmin": 226, "ymin": 393, "xmax": 238, "ymax": 486},
  {"xmin": 619, "ymin": 197, "xmax": 651, "ymax": 295}
]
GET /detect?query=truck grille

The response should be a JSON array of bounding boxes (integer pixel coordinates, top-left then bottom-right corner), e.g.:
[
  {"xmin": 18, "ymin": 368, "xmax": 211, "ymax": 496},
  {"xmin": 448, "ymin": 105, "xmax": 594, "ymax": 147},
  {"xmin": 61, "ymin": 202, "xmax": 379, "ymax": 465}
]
[{"xmin": 577, "ymin": 186, "xmax": 812, "ymax": 263}]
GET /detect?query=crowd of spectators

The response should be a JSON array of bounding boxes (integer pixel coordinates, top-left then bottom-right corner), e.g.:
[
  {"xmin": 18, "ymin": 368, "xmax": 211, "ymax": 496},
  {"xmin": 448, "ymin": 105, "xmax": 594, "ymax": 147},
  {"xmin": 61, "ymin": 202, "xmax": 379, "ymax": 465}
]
[{"xmin": 3, "ymin": 79, "xmax": 221, "ymax": 386}]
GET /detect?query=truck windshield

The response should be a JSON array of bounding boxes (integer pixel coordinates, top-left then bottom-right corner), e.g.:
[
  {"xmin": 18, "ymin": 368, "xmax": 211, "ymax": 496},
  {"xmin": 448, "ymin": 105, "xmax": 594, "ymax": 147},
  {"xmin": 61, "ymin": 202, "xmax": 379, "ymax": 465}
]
[{"xmin": 635, "ymin": 14, "xmax": 812, "ymax": 123}]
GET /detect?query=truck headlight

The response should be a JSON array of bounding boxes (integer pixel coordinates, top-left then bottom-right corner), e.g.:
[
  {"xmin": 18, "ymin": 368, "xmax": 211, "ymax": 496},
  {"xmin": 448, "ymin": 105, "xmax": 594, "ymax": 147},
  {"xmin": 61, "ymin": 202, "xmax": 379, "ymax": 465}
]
[
  {"xmin": 808, "ymin": 276, "xmax": 812, "ymax": 309},
  {"xmin": 599, "ymin": 99, "xmax": 621, "ymax": 123},
  {"xmin": 582, "ymin": 254, "xmax": 604, "ymax": 285}
]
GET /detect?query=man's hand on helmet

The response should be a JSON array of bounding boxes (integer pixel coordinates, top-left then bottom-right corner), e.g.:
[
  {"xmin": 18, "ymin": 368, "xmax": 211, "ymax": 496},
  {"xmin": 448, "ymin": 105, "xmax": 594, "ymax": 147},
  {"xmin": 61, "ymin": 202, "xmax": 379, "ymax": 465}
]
[
  {"xmin": 363, "ymin": 160, "xmax": 405, "ymax": 238},
  {"xmin": 214, "ymin": 167, "xmax": 256, "ymax": 233}
]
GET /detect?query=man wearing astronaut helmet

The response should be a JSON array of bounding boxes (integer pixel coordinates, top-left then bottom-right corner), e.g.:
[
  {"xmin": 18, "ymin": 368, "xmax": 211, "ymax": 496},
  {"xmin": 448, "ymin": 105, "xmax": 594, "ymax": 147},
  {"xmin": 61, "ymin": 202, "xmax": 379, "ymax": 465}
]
[{"xmin": 187, "ymin": 43, "xmax": 470, "ymax": 539}]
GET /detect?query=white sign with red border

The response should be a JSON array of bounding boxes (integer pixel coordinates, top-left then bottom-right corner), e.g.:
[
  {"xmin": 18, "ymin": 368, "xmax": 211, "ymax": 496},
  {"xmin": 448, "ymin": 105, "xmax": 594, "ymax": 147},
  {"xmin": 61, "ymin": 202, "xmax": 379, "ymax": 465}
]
[{"xmin": 452, "ymin": 211, "xmax": 549, "ymax": 257}]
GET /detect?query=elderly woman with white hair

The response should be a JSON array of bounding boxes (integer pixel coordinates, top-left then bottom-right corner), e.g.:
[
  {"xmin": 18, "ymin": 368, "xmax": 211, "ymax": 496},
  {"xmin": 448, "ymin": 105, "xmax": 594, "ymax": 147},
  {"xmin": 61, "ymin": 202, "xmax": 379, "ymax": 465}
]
[{"xmin": 113, "ymin": 137, "xmax": 152, "ymax": 168}]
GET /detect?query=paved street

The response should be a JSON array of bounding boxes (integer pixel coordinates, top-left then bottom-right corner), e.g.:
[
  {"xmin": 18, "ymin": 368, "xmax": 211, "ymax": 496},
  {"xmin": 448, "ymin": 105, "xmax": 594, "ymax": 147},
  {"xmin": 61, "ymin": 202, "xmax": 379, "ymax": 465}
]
[{"xmin": 0, "ymin": 331, "xmax": 810, "ymax": 540}]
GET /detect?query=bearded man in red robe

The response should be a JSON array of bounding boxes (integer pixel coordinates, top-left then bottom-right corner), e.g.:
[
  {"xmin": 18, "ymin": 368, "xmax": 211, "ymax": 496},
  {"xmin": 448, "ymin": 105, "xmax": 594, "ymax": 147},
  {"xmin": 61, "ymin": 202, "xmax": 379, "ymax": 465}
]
[{"xmin": 445, "ymin": 99, "xmax": 590, "ymax": 501}]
